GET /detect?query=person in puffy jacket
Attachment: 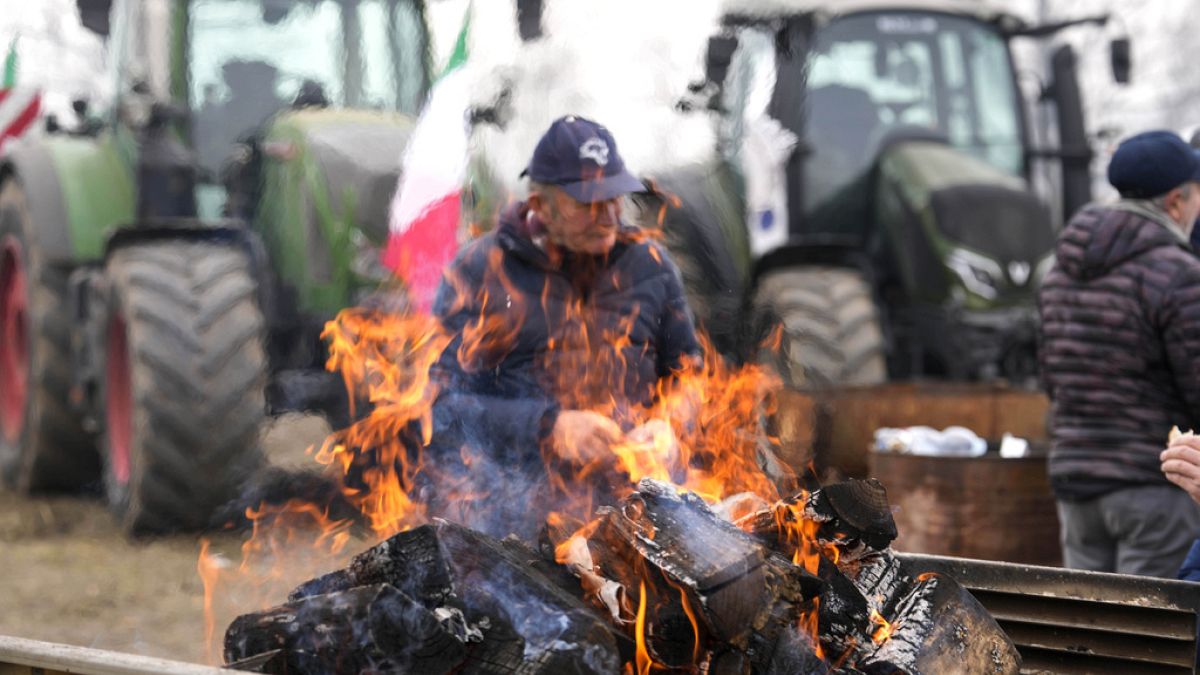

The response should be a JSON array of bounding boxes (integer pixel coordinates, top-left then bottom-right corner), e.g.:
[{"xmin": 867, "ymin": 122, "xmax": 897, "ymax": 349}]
[
  {"xmin": 423, "ymin": 115, "xmax": 701, "ymax": 537},
  {"xmin": 1038, "ymin": 130, "xmax": 1200, "ymax": 577}
]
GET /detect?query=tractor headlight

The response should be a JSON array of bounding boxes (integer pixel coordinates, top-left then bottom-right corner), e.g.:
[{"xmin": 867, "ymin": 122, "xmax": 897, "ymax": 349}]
[
  {"xmin": 1033, "ymin": 252, "xmax": 1056, "ymax": 288},
  {"xmin": 946, "ymin": 247, "xmax": 1002, "ymax": 300}
]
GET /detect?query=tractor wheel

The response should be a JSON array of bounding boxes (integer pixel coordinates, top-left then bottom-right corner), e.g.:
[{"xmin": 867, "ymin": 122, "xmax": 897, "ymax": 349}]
[
  {"xmin": 101, "ymin": 240, "xmax": 267, "ymax": 534},
  {"xmin": 0, "ymin": 182, "xmax": 98, "ymax": 490},
  {"xmin": 752, "ymin": 266, "xmax": 887, "ymax": 389}
]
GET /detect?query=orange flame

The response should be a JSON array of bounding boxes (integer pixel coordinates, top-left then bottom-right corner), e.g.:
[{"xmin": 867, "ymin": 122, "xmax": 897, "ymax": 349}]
[
  {"xmin": 635, "ymin": 580, "xmax": 653, "ymax": 675},
  {"xmin": 197, "ymin": 539, "xmax": 221, "ymax": 662},
  {"xmin": 870, "ymin": 609, "xmax": 897, "ymax": 645},
  {"xmin": 674, "ymin": 580, "xmax": 702, "ymax": 665},
  {"xmin": 199, "ymin": 215, "xmax": 813, "ymax": 670}
]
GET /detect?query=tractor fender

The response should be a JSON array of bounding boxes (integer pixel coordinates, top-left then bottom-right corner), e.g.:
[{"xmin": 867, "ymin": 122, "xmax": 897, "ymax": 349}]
[
  {"xmin": 752, "ymin": 236, "xmax": 876, "ymax": 287},
  {"xmin": 0, "ymin": 142, "xmax": 75, "ymax": 261},
  {"xmin": 105, "ymin": 220, "xmax": 257, "ymax": 255},
  {"xmin": 1, "ymin": 135, "xmax": 136, "ymax": 264}
]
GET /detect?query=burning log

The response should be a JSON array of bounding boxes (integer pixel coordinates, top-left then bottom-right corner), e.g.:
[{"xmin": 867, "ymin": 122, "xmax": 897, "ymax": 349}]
[
  {"xmin": 289, "ymin": 524, "xmax": 452, "ymax": 605},
  {"xmin": 227, "ymin": 478, "xmax": 1020, "ymax": 674},
  {"xmin": 593, "ymin": 480, "xmax": 767, "ymax": 643},
  {"xmin": 224, "ymin": 583, "xmax": 469, "ymax": 675},
  {"xmin": 739, "ymin": 479, "xmax": 899, "ymax": 557},
  {"xmin": 229, "ymin": 520, "xmax": 624, "ymax": 674},
  {"xmin": 436, "ymin": 521, "xmax": 624, "ymax": 673},
  {"xmin": 731, "ymin": 479, "xmax": 1019, "ymax": 673},
  {"xmin": 854, "ymin": 572, "xmax": 1021, "ymax": 674},
  {"xmin": 587, "ymin": 479, "xmax": 823, "ymax": 669}
]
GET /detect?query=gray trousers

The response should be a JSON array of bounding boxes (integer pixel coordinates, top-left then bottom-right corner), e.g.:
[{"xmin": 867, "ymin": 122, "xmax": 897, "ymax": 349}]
[{"xmin": 1057, "ymin": 485, "xmax": 1200, "ymax": 578}]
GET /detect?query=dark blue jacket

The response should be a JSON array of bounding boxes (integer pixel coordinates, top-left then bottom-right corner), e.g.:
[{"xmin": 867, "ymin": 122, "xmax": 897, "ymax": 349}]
[
  {"xmin": 1179, "ymin": 539, "xmax": 1200, "ymax": 582},
  {"xmin": 429, "ymin": 202, "xmax": 700, "ymax": 472}
]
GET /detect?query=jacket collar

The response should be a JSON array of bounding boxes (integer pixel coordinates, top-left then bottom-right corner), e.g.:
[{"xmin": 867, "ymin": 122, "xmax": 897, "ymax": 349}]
[{"xmin": 1111, "ymin": 199, "xmax": 1190, "ymax": 246}]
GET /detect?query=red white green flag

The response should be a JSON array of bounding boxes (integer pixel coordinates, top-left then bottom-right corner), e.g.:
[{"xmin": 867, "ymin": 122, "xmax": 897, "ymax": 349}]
[
  {"xmin": 0, "ymin": 38, "xmax": 41, "ymax": 153},
  {"xmin": 382, "ymin": 6, "xmax": 472, "ymax": 312}
]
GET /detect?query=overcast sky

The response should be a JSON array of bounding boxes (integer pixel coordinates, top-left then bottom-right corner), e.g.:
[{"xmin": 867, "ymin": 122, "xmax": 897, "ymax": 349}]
[
  {"xmin": 1, "ymin": 0, "xmax": 1187, "ymax": 157},
  {"xmin": 0, "ymin": 0, "xmax": 108, "ymax": 121}
]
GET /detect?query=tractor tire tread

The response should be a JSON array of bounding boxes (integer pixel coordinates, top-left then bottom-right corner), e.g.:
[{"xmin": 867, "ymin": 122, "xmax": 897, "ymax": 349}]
[
  {"xmin": 753, "ymin": 266, "xmax": 887, "ymax": 388},
  {"xmin": 104, "ymin": 241, "xmax": 267, "ymax": 534}
]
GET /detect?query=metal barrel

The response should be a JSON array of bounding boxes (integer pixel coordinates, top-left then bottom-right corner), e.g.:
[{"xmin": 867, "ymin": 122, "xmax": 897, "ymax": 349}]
[
  {"xmin": 871, "ymin": 449, "xmax": 1062, "ymax": 566},
  {"xmin": 775, "ymin": 382, "xmax": 1050, "ymax": 479}
]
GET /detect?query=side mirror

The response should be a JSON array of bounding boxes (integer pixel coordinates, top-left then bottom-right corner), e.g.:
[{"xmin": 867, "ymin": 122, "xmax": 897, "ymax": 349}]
[
  {"xmin": 76, "ymin": 0, "xmax": 112, "ymax": 37},
  {"xmin": 705, "ymin": 35, "xmax": 739, "ymax": 87},
  {"xmin": 261, "ymin": 0, "xmax": 291, "ymax": 24},
  {"xmin": 517, "ymin": 0, "xmax": 544, "ymax": 42},
  {"xmin": 1110, "ymin": 37, "xmax": 1131, "ymax": 84},
  {"xmin": 146, "ymin": 101, "xmax": 190, "ymax": 130}
]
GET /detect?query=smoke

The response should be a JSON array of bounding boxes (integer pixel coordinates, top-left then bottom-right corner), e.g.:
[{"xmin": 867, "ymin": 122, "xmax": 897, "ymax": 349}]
[{"xmin": 460, "ymin": 0, "xmax": 723, "ymax": 200}]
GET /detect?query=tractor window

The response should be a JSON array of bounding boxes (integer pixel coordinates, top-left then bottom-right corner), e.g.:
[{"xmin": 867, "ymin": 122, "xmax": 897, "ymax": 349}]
[
  {"xmin": 802, "ymin": 12, "xmax": 1024, "ymax": 213},
  {"xmin": 188, "ymin": 0, "xmax": 427, "ymax": 180}
]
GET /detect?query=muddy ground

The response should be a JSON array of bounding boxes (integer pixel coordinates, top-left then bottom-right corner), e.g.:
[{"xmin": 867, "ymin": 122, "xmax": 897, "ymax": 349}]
[{"xmin": 0, "ymin": 414, "xmax": 358, "ymax": 667}]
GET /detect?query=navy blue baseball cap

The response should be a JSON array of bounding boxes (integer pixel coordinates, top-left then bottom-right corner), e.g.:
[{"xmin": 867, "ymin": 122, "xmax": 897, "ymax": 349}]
[
  {"xmin": 522, "ymin": 115, "xmax": 644, "ymax": 203},
  {"xmin": 1108, "ymin": 130, "xmax": 1200, "ymax": 198}
]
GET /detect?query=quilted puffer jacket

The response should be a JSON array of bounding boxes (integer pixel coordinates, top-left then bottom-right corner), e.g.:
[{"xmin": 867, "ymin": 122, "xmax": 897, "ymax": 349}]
[{"xmin": 1039, "ymin": 201, "xmax": 1200, "ymax": 500}]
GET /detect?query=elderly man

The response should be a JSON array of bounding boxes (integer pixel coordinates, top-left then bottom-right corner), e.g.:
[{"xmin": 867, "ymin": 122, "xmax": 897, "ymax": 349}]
[
  {"xmin": 424, "ymin": 116, "xmax": 700, "ymax": 537},
  {"xmin": 1038, "ymin": 130, "xmax": 1200, "ymax": 577}
]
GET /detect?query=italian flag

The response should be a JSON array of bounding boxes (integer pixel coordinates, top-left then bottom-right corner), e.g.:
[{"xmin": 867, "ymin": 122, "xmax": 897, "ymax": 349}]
[
  {"xmin": 382, "ymin": 7, "xmax": 472, "ymax": 312},
  {"xmin": 0, "ymin": 37, "xmax": 41, "ymax": 153}
]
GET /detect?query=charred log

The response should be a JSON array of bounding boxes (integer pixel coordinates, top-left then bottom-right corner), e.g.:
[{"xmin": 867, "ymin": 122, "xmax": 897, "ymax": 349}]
[
  {"xmin": 231, "ymin": 476, "xmax": 1020, "ymax": 675},
  {"xmin": 438, "ymin": 521, "xmax": 623, "ymax": 673},
  {"xmin": 738, "ymin": 480, "xmax": 897, "ymax": 558},
  {"xmin": 268, "ymin": 520, "xmax": 624, "ymax": 674},
  {"xmin": 587, "ymin": 480, "xmax": 823, "ymax": 669},
  {"xmin": 819, "ymin": 479, "xmax": 897, "ymax": 551},
  {"xmin": 224, "ymin": 583, "xmax": 468, "ymax": 675},
  {"xmin": 289, "ymin": 524, "xmax": 452, "ymax": 606},
  {"xmin": 853, "ymin": 573, "xmax": 1020, "ymax": 674},
  {"xmin": 815, "ymin": 557, "xmax": 871, "ymax": 658}
]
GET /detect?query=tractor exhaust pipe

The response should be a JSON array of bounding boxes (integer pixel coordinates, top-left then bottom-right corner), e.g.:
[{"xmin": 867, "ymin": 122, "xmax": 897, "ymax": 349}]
[
  {"xmin": 1049, "ymin": 45, "xmax": 1092, "ymax": 223},
  {"xmin": 136, "ymin": 103, "xmax": 198, "ymax": 221}
]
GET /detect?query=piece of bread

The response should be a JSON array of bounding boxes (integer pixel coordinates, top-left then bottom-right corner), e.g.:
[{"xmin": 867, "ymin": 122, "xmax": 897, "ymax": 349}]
[{"xmin": 1170, "ymin": 426, "xmax": 1196, "ymax": 443}]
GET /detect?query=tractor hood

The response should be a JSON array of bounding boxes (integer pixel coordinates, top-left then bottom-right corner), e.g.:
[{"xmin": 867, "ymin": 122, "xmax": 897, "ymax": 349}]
[
  {"xmin": 879, "ymin": 141, "xmax": 1054, "ymax": 265},
  {"xmin": 273, "ymin": 109, "xmax": 416, "ymax": 244},
  {"xmin": 875, "ymin": 140, "xmax": 1055, "ymax": 307}
]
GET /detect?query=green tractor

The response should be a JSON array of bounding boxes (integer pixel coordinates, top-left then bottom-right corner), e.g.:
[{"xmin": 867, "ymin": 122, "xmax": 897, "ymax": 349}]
[
  {"xmin": 651, "ymin": 1, "xmax": 1130, "ymax": 389},
  {"xmin": 0, "ymin": 0, "xmax": 430, "ymax": 533},
  {"xmin": 464, "ymin": 1, "xmax": 1127, "ymax": 392}
]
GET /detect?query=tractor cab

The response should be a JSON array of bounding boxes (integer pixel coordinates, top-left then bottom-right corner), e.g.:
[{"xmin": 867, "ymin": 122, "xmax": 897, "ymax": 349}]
[
  {"xmin": 702, "ymin": 3, "xmax": 1127, "ymax": 382},
  {"xmin": 794, "ymin": 11, "xmax": 1025, "ymax": 217},
  {"xmin": 106, "ymin": 0, "xmax": 428, "ymax": 224}
]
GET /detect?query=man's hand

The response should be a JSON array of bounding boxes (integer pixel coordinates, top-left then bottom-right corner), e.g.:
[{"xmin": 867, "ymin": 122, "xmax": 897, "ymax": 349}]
[
  {"xmin": 1161, "ymin": 433, "xmax": 1200, "ymax": 504},
  {"xmin": 551, "ymin": 410, "xmax": 624, "ymax": 466}
]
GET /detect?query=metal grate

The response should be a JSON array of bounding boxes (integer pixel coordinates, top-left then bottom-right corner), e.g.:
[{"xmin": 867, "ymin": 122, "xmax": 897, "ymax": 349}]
[{"xmin": 899, "ymin": 553, "xmax": 1200, "ymax": 674}]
